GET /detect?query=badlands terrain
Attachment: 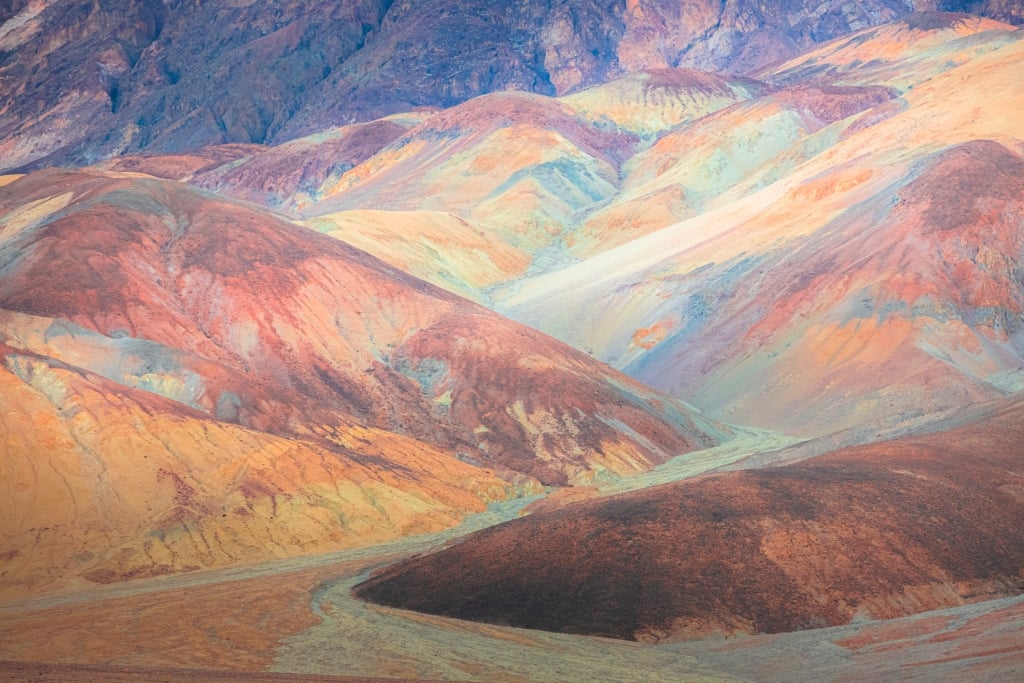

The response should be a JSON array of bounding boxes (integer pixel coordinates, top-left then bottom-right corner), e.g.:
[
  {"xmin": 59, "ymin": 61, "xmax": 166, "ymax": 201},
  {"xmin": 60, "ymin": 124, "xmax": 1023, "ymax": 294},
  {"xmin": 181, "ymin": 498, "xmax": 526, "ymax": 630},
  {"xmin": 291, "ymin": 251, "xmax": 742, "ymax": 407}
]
[{"xmin": 2, "ymin": 2, "xmax": 1024, "ymax": 681}]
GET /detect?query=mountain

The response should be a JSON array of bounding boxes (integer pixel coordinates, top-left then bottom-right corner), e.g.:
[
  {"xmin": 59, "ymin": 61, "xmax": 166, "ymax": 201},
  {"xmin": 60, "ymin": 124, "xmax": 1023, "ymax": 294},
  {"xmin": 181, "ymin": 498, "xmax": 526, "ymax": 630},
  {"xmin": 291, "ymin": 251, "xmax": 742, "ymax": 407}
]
[
  {"xmin": 0, "ymin": 167, "xmax": 721, "ymax": 597},
  {"xmin": 767, "ymin": 11, "xmax": 1019, "ymax": 87},
  {"xmin": 103, "ymin": 114, "xmax": 426, "ymax": 207},
  {"xmin": 505, "ymin": 18, "xmax": 1024, "ymax": 437},
  {"xmin": 354, "ymin": 395, "xmax": 1024, "ymax": 642},
  {"xmin": 568, "ymin": 81, "xmax": 898, "ymax": 258},
  {"xmin": 89, "ymin": 14, "xmax": 1020, "ymax": 310},
  {"xmin": 104, "ymin": 73, "xmax": 771, "ymax": 303},
  {"xmin": 3, "ymin": 4, "xmax": 1024, "ymax": 681},
  {"xmin": 3, "ymin": 1, "xmax": 1021, "ymax": 172}
]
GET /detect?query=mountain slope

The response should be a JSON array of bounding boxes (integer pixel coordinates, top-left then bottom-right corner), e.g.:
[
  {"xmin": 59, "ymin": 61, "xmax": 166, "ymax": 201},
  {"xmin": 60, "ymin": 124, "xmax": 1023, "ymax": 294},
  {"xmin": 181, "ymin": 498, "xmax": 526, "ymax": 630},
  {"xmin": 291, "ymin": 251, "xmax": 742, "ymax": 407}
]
[
  {"xmin": 293, "ymin": 91, "xmax": 637, "ymax": 299},
  {"xmin": 0, "ymin": 167, "xmax": 722, "ymax": 597},
  {"xmin": 305, "ymin": 209, "xmax": 532, "ymax": 303},
  {"xmin": 568, "ymin": 82, "xmax": 897, "ymax": 258},
  {"xmin": 3, "ymin": 2, "xmax": 1021, "ymax": 172},
  {"xmin": 766, "ymin": 12, "xmax": 1020, "ymax": 88},
  {"xmin": 101, "ymin": 115, "xmax": 426, "ymax": 208},
  {"xmin": 0, "ymin": 338, "xmax": 518, "ymax": 598},
  {"xmin": 0, "ymin": 168, "xmax": 722, "ymax": 483},
  {"xmin": 506, "ymin": 25, "xmax": 1024, "ymax": 436},
  {"xmin": 162, "ymin": 75, "xmax": 769, "ymax": 301},
  {"xmin": 559, "ymin": 68, "xmax": 769, "ymax": 139},
  {"xmin": 354, "ymin": 396, "xmax": 1024, "ymax": 642}
]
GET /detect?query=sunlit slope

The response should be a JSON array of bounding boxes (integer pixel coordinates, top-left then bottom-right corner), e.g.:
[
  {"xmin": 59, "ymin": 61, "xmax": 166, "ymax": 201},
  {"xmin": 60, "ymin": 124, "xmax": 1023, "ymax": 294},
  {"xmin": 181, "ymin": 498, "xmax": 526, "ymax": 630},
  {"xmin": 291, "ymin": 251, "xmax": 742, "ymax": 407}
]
[
  {"xmin": 290, "ymin": 74, "xmax": 767, "ymax": 299},
  {"xmin": 767, "ymin": 13, "xmax": 1018, "ymax": 90},
  {"xmin": 306, "ymin": 209, "xmax": 530, "ymax": 303},
  {"xmin": 570, "ymin": 83, "xmax": 896, "ymax": 258},
  {"xmin": 0, "ymin": 169, "xmax": 721, "ymax": 484},
  {"xmin": 0, "ymin": 337, "xmax": 515, "ymax": 599},
  {"xmin": 506, "ymin": 30, "xmax": 1024, "ymax": 436},
  {"xmin": 295, "ymin": 76, "xmax": 766, "ymax": 294},
  {"xmin": 199, "ymin": 77, "xmax": 772, "ymax": 300},
  {"xmin": 0, "ymin": 168, "xmax": 723, "ymax": 596},
  {"xmin": 568, "ymin": 14, "xmax": 1019, "ymax": 259},
  {"xmin": 299, "ymin": 92, "xmax": 631, "ymax": 257},
  {"xmin": 559, "ymin": 68, "xmax": 767, "ymax": 139}
]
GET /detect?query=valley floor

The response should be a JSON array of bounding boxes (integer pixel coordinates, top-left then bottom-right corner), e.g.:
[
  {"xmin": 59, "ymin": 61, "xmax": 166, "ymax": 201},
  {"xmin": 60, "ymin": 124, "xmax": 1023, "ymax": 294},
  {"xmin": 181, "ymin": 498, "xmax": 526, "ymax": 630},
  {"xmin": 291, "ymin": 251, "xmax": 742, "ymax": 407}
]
[
  {"xmin": 2, "ymin": 537, "xmax": 1022, "ymax": 682},
  {"xmin": 3, "ymin": 430, "xmax": 1023, "ymax": 682}
]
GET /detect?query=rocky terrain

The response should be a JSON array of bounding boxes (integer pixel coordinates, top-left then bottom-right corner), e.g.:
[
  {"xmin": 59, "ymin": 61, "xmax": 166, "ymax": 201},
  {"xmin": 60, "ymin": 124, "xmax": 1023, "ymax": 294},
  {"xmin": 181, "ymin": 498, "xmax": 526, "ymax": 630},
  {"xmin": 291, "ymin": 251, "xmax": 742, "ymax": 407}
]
[
  {"xmin": 3, "ymin": 2, "xmax": 1022, "ymax": 172},
  {"xmin": 0, "ymin": 167, "xmax": 720, "ymax": 598},
  {"xmin": 355, "ymin": 396, "xmax": 1024, "ymax": 642},
  {"xmin": 2, "ymin": 4, "xmax": 1023, "ymax": 682}
]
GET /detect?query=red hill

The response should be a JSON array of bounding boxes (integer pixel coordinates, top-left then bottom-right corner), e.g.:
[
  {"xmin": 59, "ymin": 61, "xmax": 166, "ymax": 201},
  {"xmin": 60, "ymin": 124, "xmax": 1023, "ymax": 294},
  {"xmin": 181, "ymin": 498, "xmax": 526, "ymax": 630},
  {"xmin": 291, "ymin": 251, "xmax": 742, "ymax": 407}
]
[{"xmin": 0, "ymin": 167, "xmax": 719, "ymax": 596}]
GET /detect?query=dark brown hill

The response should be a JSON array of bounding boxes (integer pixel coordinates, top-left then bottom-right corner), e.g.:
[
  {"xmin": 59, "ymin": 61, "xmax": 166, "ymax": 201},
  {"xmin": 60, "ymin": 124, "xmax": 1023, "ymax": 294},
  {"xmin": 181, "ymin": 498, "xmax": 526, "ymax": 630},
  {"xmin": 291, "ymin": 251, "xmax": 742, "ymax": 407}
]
[{"xmin": 355, "ymin": 397, "xmax": 1024, "ymax": 642}]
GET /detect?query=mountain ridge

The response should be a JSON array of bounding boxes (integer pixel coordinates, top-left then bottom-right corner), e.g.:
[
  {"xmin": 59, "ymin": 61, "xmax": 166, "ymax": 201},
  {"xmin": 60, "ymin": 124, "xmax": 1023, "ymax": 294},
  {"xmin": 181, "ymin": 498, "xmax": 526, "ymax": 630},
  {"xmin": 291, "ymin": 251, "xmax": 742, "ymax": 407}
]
[
  {"xmin": 2, "ymin": 3, "xmax": 1021, "ymax": 172},
  {"xmin": 2, "ymin": 5, "xmax": 1024, "ymax": 679},
  {"xmin": 0, "ymin": 165, "xmax": 722, "ymax": 598}
]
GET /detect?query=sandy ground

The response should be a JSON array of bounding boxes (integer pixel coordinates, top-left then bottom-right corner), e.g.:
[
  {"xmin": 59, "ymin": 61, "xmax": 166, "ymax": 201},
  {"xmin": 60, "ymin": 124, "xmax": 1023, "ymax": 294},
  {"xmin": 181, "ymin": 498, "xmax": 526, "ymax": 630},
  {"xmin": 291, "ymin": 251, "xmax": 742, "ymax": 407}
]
[{"xmin": 0, "ymin": 659, "xmax": 454, "ymax": 682}]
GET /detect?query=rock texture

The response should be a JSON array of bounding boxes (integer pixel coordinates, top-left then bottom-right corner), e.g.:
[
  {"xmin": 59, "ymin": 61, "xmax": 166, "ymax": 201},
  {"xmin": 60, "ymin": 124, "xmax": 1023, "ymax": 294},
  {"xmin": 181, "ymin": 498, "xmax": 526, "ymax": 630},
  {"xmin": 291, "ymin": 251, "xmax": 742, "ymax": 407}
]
[
  {"xmin": 506, "ymin": 21, "xmax": 1024, "ymax": 436},
  {"xmin": 0, "ymin": 167, "xmax": 720, "ymax": 597},
  {"xmin": 354, "ymin": 397, "xmax": 1024, "ymax": 642},
  {"xmin": 2, "ymin": 2, "xmax": 1021, "ymax": 171}
]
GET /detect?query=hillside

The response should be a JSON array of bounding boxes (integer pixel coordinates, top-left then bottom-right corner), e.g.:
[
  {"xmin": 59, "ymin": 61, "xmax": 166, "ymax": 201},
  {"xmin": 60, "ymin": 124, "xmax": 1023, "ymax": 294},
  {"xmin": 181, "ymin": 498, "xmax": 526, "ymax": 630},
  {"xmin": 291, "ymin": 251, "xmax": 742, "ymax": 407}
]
[
  {"xmin": 2, "ymin": 5, "xmax": 1024, "ymax": 682},
  {"xmin": 355, "ymin": 396, "xmax": 1024, "ymax": 642},
  {"xmin": 2, "ymin": 2, "xmax": 1021, "ymax": 172},
  {"xmin": 0, "ymin": 167, "xmax": 720, "ymax": 597},
  {"xmin": 505, "ymin": 18, "xmax": 1024, "ymax": 436}
]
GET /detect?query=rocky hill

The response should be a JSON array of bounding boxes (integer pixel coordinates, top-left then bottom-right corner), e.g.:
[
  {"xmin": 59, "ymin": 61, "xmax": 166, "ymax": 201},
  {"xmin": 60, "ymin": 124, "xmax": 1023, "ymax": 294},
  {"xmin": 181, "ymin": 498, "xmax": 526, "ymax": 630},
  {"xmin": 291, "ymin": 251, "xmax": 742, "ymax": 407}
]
[
  {"xmin": 3, "ymin": 1, "xmax": 1021, "ymax": 172},
  {"xmin": 0, "ymin": 167, "xmax": 721, "ymax": 597}
]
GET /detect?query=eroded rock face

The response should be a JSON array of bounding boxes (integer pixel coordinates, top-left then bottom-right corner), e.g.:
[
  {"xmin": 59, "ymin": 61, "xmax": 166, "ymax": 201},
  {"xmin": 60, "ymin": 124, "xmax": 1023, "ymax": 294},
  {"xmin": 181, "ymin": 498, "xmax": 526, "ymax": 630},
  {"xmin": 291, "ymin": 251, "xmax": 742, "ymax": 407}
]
[
  {"xmin": 0, "ymin": 167, "xmax": 720, "ymax": 481},
  {"xmin": 0, "ymin": 167, "xmax": 720, "ymax": 596},
  {"xmin": 354, "ymin": 397, "xmax": 1024, "ymax": 642},
  {"xmin": 0, "ymin": 0, "xmax": 392, "ymax": 170},
  {"xmin": 620, "ymin": 0, "xmax": 924, "ymax": 74},
  {"xmin": 949, "ymin": 0, "xmax": 1024, "ymax": 24},
  {"xmin": 3, "ymin": 2, "xmax": 1017, "ymax": 172}
]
